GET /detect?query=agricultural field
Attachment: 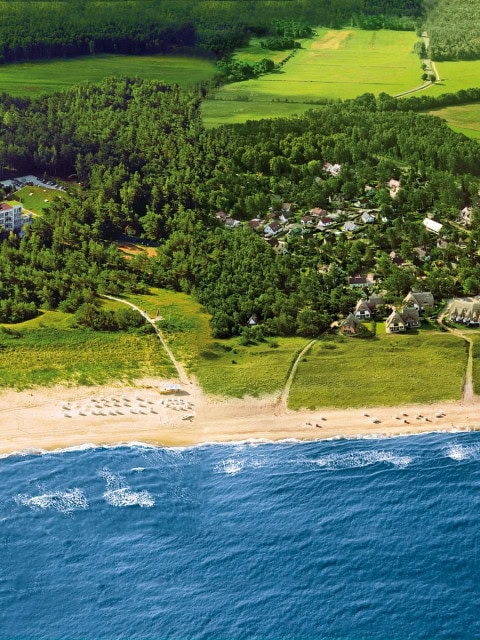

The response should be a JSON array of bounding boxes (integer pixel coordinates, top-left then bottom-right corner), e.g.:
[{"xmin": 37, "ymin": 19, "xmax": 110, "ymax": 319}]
[
  {"xmin": 428, "ymin": 104, "xmax": 480, "ymax": 140},
  {"xmin": 202, "ymin": 28, "xmax": 423, "ymax": 127},
  {"xmin": 0, "ymin": 304, "xmax": 175, "ymax": 390},
  {"xmin": 125, "ymin": 288, "xmax": 308, "ymax": 398},
  {"xmin": 288, "ymin": 328, "xmax": 467, "ymax": 410},
  {"xmin": 0, "ymin": 54, "xmax": 216, "ymax": 97},
  {"xmin": 426, "ymin": 60, "xmax": 480, "ymax": 97}
]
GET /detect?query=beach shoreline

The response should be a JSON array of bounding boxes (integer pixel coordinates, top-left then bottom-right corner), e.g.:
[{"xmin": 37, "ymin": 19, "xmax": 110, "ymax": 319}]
[{"xmin": 0, "ymin": 378, "xmax": 479, "ymax": 456}]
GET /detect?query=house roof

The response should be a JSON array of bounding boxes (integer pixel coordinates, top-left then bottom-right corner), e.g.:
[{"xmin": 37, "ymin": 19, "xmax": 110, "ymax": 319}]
[
  {"xmin": 404, "ymin": 291, "xmax": 434, "ymax": 307},
  {"xmin": 386, "ymin": 310, "xmax": 405, "ymax": 328},
  {"xmin": 0, "ymin": 202, "xmax": 14, "ymax": 211},
  {"xmin": 349, "ymin": 274, "xmax": 367, "ymax": 285},
  {"xmin": 400, "ymin": 307, "xmax": 419, "ymax": 322},
  {"xmin": 355, "ymin": 299, "xmax": 371, "ymax": 312},
  {"xmin": 248, "ymin": 219, "xmax": 262, "ymax": 229},
  {"xmin": 423, "ymin": 218, "xmax": 443, "ymax": 233},
  {"xmin": 266, "ymin": 221, "xmax": 282, "ymax": 232},
  {"xmin": 340, "ymin": 313, "xmax": 359, "ymax": 329}
]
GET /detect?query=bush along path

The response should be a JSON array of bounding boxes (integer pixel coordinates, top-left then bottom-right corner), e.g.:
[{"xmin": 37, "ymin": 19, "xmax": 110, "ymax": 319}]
[{"xmin": 101, "ymin": 295, "xmax": 190, "ymax": 385}]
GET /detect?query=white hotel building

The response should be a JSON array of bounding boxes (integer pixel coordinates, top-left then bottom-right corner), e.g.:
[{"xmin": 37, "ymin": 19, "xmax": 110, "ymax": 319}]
[{"xmin": 0, "ymin": 201, "xmax": 24, "ymax": 233}]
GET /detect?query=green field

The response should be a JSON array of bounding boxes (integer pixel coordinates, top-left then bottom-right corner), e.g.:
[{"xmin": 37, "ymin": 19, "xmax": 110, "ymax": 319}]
[
  {"xmin": 202, "ymin": 29, "xmax": 422, "ymax": 127},
  {"xmin": 0, "ymin": 305, "xmax": 175, "ymax": 389},
  {"xmin": 288, "ymin": 329, "xmax": 467, "ymax": 410},
  {"xmin": 428, "ymin": 104, "xmax": 480, "ymax": 140},
  {"xmin": 426, "ymin": 60, "xmax": 480, "ymax": 97},
  {"xmin": 12, "ymin": 186, "xmax": 71, "ymax": 215},
  {"xmin": 0, "ymin": 54, "xmax": 217, "ymax": 97},
  {"xmin": 125, "ymin": 288, "xmax": 308, "ymax": 398}
]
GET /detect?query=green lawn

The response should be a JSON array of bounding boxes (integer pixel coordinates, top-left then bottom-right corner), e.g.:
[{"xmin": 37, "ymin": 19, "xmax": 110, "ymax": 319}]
[
  {"xmin": 0, "ymin": 306, "xmax": 175, "ymax": 389},
  {"xmin": 125, "ymin": 288, "xmax": 308, "ymax": 398},
  {"xmin": 0, "ymin": 54, "xmax": 216, "ymax": 97},
  {"xmin": 288, "ymin": 330, "xmax": 467, "ymax": 410},
  {"xmin": 12, "ymin": 186, "xmax": 70, "ymax": 215},
  {"xmin": 203, "ymin": 29, "xmax": 423, "ymax": 127}
]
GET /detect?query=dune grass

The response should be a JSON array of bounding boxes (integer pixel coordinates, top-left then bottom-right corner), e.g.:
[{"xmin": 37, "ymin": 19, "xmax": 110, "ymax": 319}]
[
  {"xmin": 469, "ymin": 334, "xmax": 480, "ymax": 395},
  {"xmin": 288, "ymin": 330, "xmax": 467, "ymax": 410},
  {"xmin": 203, "ymin": 28, "xmax": 422, "ymax": 127},
  {"xmin": 0, "ymin": 307, "xmax": 175, "ymax": 390},
  {"xmin": 0, "ymin": 54, "xmax": 216, "ymax": 97},
  {"xmin": 125, "ymin": 288, "xmax": 307, "ymax": 398}
]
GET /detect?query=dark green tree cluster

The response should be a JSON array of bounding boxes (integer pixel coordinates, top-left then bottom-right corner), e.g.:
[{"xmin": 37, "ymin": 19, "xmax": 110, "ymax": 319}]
[
  {"xmin": 425, "ymin": 0, "xmax": 480, "ymax": 60},
  {"xmin": 0, "ymin": 0, "xmax": 423, "ymax": 65},
  {"xmin": 1, "ymin": 78, "xmax": 480, "ymax": 336},
  {"xmin": 261, "ymin": 37, "xmax": 300, "ymax": 51}
]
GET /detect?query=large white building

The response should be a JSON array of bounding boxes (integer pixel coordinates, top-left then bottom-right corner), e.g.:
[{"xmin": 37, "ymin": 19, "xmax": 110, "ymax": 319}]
[{"xmin": 0, "ymin": 201, "xmax": 24, "ymax": 233}]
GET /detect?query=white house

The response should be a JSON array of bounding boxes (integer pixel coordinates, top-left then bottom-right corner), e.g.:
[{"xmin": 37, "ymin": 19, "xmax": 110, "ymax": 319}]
[
  {"xmin": 361, "ymin": 212, "xmax": 375, "ymax": 224},
  {"xmin": 423, "ymin": 218, "xmax": 443, "ymax": 234},
  {"xmin": 388, "ymin": 179, "xmax": 401, "ymax": 198},
  {"xmin": 0, "ymin": 201, "xmax": 24, "ymax": 233},
  {"xmin": 264, "ymin": 221, "xmax": 282, "ymax": 237},
  {"xmin": 343, "ymin": 221, "xmax": 358, "ymax": 232}
]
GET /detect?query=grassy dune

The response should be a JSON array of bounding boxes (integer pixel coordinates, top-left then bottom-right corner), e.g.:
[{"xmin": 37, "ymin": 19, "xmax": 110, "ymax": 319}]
[
  {"xmin": 203, "ymin": 29, "xmax": 422, "ymax": 127},
  {"xmin": 288, "ymin": 329, "xmax": 467, "ymax": 410},
  {"xmin": 0, "ymin": 306, "xmax": 175, "ymax": 389},
  {"xmin": 0, "ymin": 54, "xmax": 216, "ymax": 97},
  {"xmin": 125, "ymin": 288, "xmax": 307, "ymax": 398}
]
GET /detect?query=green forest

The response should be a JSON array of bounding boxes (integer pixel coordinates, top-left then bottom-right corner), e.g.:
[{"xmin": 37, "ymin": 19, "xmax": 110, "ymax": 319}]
[
  {"xmin": 2, "ymin": 78, "xmax": 480, "ymax": 339},
  {"xmin": 426, "ymin": 0, "xmax": 480, "ymax": 60},
  {"xmin": 0, "ymin": 0, "xmax": 422, "ymax": 63}
]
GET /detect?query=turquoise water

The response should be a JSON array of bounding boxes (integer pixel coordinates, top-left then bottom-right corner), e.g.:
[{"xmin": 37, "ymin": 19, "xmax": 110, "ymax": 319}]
[{"xmin": 0, "ymin": 433, "xmax": 479, "ymax": 639}]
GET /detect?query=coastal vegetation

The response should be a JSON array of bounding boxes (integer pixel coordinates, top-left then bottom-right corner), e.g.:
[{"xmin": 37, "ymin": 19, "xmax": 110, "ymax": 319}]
[
  {"xmin": 0, "ymin": 305, "xmax": 175, "ymax": 390},
  {"xmin": 288, "ymin": 329, "xmax": 467, "ymax": 409}
]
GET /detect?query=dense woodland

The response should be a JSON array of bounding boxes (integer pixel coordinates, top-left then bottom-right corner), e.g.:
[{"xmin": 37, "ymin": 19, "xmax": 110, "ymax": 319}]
[
  {"xmin": 1, "ymin": 78, "xmax": 480, "ymax": 337},
  {"xmin": 0, "ymin": 0, "xmax": 422, "ymax": 63},
  {"xmin": 425, "ymin": 0, "xmax": 480, "ymax": 61}
]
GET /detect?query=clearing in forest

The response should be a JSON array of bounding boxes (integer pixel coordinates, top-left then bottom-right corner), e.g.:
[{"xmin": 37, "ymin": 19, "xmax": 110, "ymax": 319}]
[
  {"xmin": 428, "ymin": 103, "xmax": 480, "ymax": 140},
  {"xmin": 202, "ymin": 28, "xmax": 422, "ymax": 127},
  {"xmin": 0, "ymin": 54, "xmax": 216, "ymax": 97}
]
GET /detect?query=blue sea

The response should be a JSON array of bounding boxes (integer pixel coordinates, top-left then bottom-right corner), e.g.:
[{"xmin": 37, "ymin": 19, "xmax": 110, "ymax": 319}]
[{"xmin": 0, "ymin": 432, "xmax": 479, "ymax": 640}]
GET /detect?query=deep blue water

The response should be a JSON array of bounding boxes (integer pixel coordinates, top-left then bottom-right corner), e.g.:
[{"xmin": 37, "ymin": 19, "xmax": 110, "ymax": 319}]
[{"xmin": 0, "ymin": 432, "xmax": 479, "ymax": 640}]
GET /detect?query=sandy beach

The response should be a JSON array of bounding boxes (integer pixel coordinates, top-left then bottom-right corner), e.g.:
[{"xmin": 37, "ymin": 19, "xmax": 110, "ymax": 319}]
[{"xmin": 0, "ymin": 377, "xmax": 479, "ymax": 456}]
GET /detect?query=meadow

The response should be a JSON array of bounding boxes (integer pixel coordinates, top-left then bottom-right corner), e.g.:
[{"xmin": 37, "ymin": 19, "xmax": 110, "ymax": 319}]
[
  {"xmin": 288, "ymin": 328, "xmax": 467, "ymax": 410},
  {"xmin": 0, "ymin": 54, "xmax": 216, "ymax": 97},
  {"xmin": 125, "ymin": 288, "xmax": 308, "ymax": 398},
  {"xmin": 428, "ymin": 104, "xmax": 480, "ymax": 140},
  {"xmin": 0, "ymin": 304, "xmax": 175, "ymax": 390},
  {"xmin": 202, "ymin": 29, "xmax": 423, "ymax": 127}
]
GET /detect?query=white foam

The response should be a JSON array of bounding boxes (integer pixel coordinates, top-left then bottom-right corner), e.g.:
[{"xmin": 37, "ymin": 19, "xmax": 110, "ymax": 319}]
[
  {"xmin": 98, "ymin": 470, "xmax": 154, "ymax": 508},
  {"xmin": 446, "ymin": 443, "xmax": 480, "ymax": 461},
  {"xmin": 15, "ymin": 488, "xmax": 88, "ymax": 512},
  {"xmin": 311, "ymin": 450, "xmax": 413, "ymax": 470},
  {"xmin": 215, "ymin": 458, "xmax": 245, "ymax": 475}
]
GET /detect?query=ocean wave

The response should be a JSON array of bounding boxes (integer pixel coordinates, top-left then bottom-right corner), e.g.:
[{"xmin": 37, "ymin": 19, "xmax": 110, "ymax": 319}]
[
  {"xmin": 14, "ymin": 488, "xmax": 88, "ymax": 512},
  {"xmin": 214, "ymin": 458, "xmax": 245, "ymax": 475},
  {"xmin": 445, "ymin": 443, "xmax": 480, "ymax": 461},
  {"xmin": 98, "ymin": 470, "xmax": 155, "ymax": 508},
  {"xmin": 310, "ymin": 450, "xmax": 413, "ymax": 470}
]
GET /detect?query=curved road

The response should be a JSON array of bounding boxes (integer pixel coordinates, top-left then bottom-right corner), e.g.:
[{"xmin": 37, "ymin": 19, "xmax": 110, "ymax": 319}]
[{"xmin": 101, "ymin": 294, "xmax": 190, "ymax": 385}]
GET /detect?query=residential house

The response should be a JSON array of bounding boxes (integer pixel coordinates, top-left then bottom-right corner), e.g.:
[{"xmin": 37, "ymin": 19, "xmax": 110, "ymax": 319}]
[
  {"xmin": 264, "ymin": 221, "xmax": 282, "ymax": 237},
  {"xmin": 215, "ymin": 210, "xmax": 227, "ymax": 222},
  {"xmin": 247, "ymin": 314, "xmax": 259, "ymax": 326},
  {"xmin": 361, "ymin": 212, "xmax": 375, "ymax": 224},
  {"xmin": 343, "ymin": 221, "xmax": 358, "ymax": 233},
  {"xmin": 317, "ymin": 216, "xmax": 333, "ymax": 229},
  {"xmin": 349, "ymin": 274, "xmax": 367, "ymax": 287},
  {"xmin": 224, "ymin": 217, "xmax": 240, "ymax": 229},
  {"xmin": 301, "ymin": 216, "xmax": 314, "ymax": 226},
  {"xmin": 449, "ymin": 298, "xmax": 480, "ymax": 326},
  {"xmin": 389, "ymin": 251, "xmax": 405, "ymax": 266},
  {"xmin": 0, "ymin": 201, "xmax": 24, "ymax": 233},
  {"xmin": 403, "ymin": 291, "xmax": 434, "ymax": 312},
  {"xmin": 309, "ymin": 207, "xmax": 328, "ymax": 218},
  {"xmin": 423, "ymin": 217, "xmax": 443, "ymax": 234},
  {"xmin": 248, "ymin": 219, "xmax": 262, "ymax": 230},
  {"xmin": 354, "ymin": 299, "xmax": 373, "ymax": 320},
  {"xmin": 323, "ymin": 162, "xmax": 342, "ymax": 177},
  {"xmin": 354, "ymin": 294, "xmax": 384, "ymax": 320},
  {"xmin": 339, "ymin": 313, "xmax": 359, "ymax": 335},
  {"xmin": 386, "ymin": 306, "xmax": 420, "ymax": 333},
  {"xmin": 388, "ymin": 178, "xmax": 401, "ymax": 198},
  {"xmin": 459, "ymin": 206, "xmax": 473, "ymax": 226},
  {"xmin": 281, "ymin": 203, "xmax": 292, "ymax": 214}
]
